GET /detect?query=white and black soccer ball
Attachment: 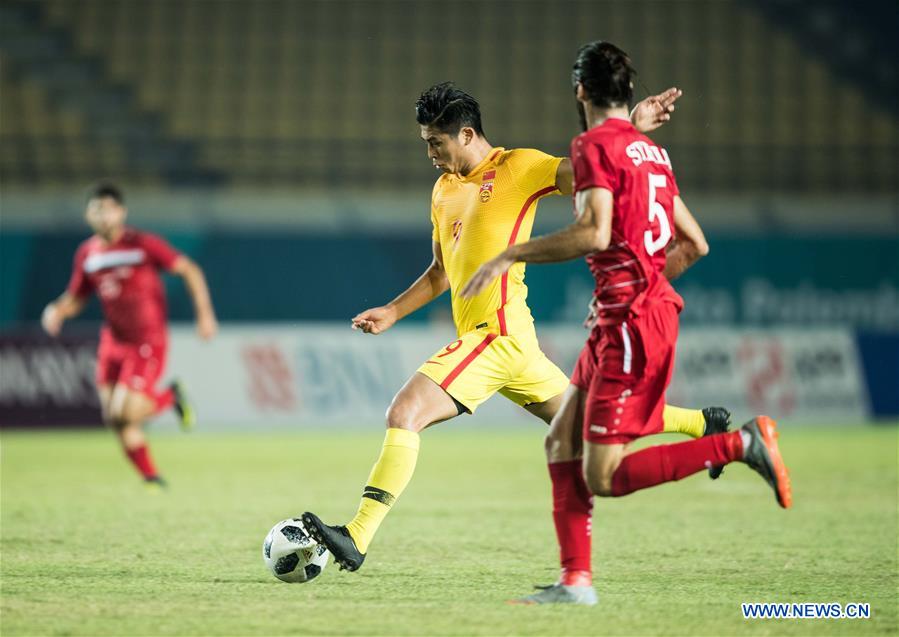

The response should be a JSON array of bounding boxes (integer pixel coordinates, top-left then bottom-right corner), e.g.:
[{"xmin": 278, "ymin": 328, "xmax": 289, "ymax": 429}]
[{"xmin": 263, "ymin": 519, "xmax": 330, "ymax": 583}]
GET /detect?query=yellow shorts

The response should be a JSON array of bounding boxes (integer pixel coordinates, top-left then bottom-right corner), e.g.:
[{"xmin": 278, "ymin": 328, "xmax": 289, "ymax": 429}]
[{"xmin": 416, "ymin": 327, "xmax": 569, "ymax": 413}]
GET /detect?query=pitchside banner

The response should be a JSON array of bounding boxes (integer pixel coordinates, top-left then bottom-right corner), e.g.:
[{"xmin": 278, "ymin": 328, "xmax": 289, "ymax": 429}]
[
  {"xmin": 0, "ymin": 324, "xmax": 870, "ymax": 428},
  {"xmin": 0, "ymin": 333, "xmax": 100, "ymax": 426},
  {"xmin": 164, "ymin": 324, "xmax": 867, "ymax": 428}
]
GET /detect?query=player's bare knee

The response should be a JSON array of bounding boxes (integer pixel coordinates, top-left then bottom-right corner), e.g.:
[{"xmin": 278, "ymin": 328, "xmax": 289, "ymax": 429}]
[
  {"xmin": 105, "ymin": 405, "xmax": 126, "ymax": 428},
  {"xmin": 545, "ymin": 425, "xmax": 582, "ymax": 462},
  {"xmin": 99, "ymin": 405, "xmax": 117, "ymax": 427},
  {"xmin": 385, "ymin": 401, "xmax": 422, "ymax": 432},
  {"xmin": 543, "ymin": 433, "xmax": 557, "ymax": 457},
  {"xmin": 120, "ymin": 405, "xmax": 147, "ymax": 425},
  {"xmin": 544, "ymin": 433, "xmax": 567, "ymax": 461},
  {"xmin": 118, "ymin": 424, "xmax": 143, "ymax": 450}
]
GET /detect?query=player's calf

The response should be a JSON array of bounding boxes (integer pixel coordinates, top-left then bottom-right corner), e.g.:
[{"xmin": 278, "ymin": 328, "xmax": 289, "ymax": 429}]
[
  {"xmin": 584, "ymin": 473, "xmax": 614, "ymax": 497},
  {"xmin": 582, "ymin": 444, "xmax": 626, "ymax": 497}
]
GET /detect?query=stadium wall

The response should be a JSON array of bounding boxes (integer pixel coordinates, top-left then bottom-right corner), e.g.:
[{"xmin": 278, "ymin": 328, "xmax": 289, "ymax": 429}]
[
  {"xmin": 1, "ymin": 323, "xmax": 895, "ymax": 428},
  {"xmin": 1, "ymin": 230, "xmax": 897, "ymax": 330},
  {"xmin": 3, "ymin": 226, "xmax": 896, "ymax": 426}
]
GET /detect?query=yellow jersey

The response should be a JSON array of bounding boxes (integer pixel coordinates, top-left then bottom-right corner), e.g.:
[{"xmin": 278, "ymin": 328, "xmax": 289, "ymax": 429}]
[{"xmin": 431, "ymin": 147, "xmax": 562, "ymax": 337}]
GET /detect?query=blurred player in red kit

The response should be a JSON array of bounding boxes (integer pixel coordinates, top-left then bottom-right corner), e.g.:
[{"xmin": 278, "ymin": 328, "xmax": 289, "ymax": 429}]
[
  {"xmin": 41, "ymin": 183, "xmax": 217, "ymax": 488},
  {"xmin": 463, "ymin": 42, "xmax": 792, "ymax": 604}
]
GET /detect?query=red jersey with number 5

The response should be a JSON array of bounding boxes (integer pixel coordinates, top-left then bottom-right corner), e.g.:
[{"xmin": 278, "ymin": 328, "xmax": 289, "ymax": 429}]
[
  {"xmin": 570, "ymin": 118, "xmax": 683, "ymax": 326},
  {"xmin": 66, "ymin": 228, "xmax": 181, "ymax": 345}
]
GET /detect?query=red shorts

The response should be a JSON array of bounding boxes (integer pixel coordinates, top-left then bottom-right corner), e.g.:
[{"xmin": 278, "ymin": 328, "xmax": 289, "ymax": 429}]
[
  {"xmin": 571, "ymin": 300, "xmax": 679, "ymax": 445},
  {"xmin": 96, "ymin": 331, "xmax": 167, "ymax": 396}
]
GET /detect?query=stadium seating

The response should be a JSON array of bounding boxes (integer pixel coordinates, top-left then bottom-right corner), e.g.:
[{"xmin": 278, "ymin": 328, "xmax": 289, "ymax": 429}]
[{"xmin": 1, "ymin": 0, "xmax": 895, "ymax": 191}]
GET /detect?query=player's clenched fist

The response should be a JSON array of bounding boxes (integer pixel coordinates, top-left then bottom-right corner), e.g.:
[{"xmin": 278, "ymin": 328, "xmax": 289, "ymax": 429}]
[{"xmin": 351, "ymin": 305, "xmax": 398, "ymax": 335}]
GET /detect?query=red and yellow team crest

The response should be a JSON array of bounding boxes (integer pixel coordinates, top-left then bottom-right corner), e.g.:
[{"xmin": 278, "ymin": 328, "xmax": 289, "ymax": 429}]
[{"xmin": 480, "ymin": 169, "xmax": 495, "ymax": 203}]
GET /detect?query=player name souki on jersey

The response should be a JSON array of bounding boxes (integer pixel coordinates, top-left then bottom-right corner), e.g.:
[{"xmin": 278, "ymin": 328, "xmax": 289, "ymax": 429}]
[
  {"xmin": 571, "ymin": 119, "xmax": 684, "ymax": 326},
  {"xmin": 431, "ymin": 147, "xmax": 562, "ymax": 336}
]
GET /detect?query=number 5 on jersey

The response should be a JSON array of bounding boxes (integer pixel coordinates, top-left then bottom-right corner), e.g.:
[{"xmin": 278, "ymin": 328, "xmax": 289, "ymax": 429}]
[{"xmin": 645, "ymin": 173, "xmax": 672, "ymax": 255}]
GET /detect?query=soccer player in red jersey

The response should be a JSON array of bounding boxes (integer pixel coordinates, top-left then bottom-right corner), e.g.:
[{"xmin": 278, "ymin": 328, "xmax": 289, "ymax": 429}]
[
  {"xmin": 463, "ymin": 42, "xmax": 792, "ymax": 604},
  {"xmin": 300, "ymin": 83, "xmax": 734, "ymax": 575},
  {"xmin": 41, "ymin": 183, "xmax": 218, "ymax": 488}
]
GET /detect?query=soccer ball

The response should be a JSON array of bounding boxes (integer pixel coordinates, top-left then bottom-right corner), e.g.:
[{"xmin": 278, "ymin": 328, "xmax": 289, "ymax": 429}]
[{"xmin": 263, "ymin": 519, "xmax": 330, "ymax": 583}]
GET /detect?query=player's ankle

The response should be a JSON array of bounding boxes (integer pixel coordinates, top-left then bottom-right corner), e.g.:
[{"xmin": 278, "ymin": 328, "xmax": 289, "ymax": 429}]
[
  {"xmin": 560, "ymin": 568, "xmax": 592, "ymax": 587},
  {"xmin": 343, "ymin": 522, "xmax": 364, "ymax": 551}
]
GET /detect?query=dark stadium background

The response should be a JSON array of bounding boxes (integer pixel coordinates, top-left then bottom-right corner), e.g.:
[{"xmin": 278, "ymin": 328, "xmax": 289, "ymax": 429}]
[
  {"xmin": 2, "ymin": 0, "xmax": 896, "ymax": 427},
  {"xmin": 1, "ymin": 2, "xmax": 897, "ymax": 636}
]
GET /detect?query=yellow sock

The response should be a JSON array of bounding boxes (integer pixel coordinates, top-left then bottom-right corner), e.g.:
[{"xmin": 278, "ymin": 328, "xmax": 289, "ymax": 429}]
[
  {"xmin": 345, "ymin": 428, "xmax": 420, "ymax": 554},
  {"xmin": 662, "ymin": 405, "xmax": 706, "ymax": 438}
]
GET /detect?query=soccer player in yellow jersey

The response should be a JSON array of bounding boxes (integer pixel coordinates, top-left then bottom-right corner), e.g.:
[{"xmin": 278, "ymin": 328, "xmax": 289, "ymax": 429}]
[{"xmin": 302, "ymin": 83, "xmax": 729, "ymax": 572}]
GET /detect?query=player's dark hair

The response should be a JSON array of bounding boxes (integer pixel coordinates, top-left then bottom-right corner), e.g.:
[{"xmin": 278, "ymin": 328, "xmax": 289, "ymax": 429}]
[
  {"xmin": 87, "ymin": 182, "xmax": 125, "ymax": 205},
  {"xmin": 415, "ymin": 82, "xmax": 485, "ymax": 137},
  {"xmin": 572, "ymin": 41, "xmax": 636, "ymax": 109}
]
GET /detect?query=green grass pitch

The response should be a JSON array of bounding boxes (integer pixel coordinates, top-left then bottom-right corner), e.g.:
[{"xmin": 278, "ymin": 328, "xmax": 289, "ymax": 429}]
[{"xmin": 2, "ymin": 424, "xmax": 897, "ymax": 636}]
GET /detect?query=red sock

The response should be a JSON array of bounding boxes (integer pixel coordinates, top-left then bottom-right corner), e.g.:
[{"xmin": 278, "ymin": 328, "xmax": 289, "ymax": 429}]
[
  {"xmin": 125, "ymin": 444, "xmax": 158, "ymax": 480},
  {"xmin": 153, "ymin": 387, "xmax": 175, "ymax": 414},
  {"xmin": 611, "ymin": 431, "xmax": 743, "ymax": 497},
  {"xmin": 549, "ymin": 460, "xmax": 593, "ymax": 583}
]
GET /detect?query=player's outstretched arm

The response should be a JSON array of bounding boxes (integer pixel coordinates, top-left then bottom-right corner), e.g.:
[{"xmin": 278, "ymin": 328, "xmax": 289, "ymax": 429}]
[
  {"xmin": 41, "ymin": 292, "xmax": 87, "ymax": 337},
  {"xmin": 352, "ymin": 241, "xmax": 450, "ymax": 335},
  {"xmin": 631, "ymin": 87, "xmax": 682, "ymax": 134},
  {"xmin": 171, "ymin": 256, "xmax": 218, "ymax": 340},
  {"xmin": 460, "ymin": 188, "xmax": 613, "ymax": 298},
  {"xmin": 554, "ymin": 90, "xmax": 681, "ymax": 196},
  {"xmin": 663, "ymin": 196, "xmax": 709, "ymax": 281}
]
